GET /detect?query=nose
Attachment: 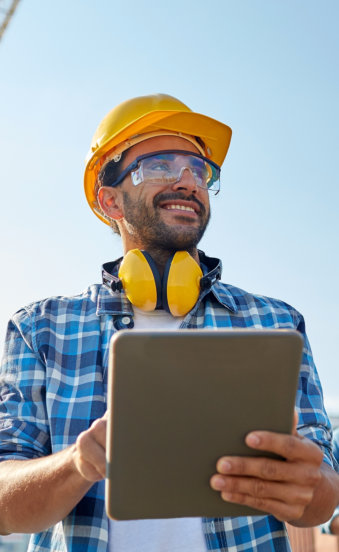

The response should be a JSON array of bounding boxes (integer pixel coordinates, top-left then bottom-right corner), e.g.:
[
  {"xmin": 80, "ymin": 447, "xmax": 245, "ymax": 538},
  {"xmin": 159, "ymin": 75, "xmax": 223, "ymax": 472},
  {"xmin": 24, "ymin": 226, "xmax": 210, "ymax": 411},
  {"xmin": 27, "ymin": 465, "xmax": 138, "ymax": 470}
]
[{"xmin": 171, "ymin": 167, "xmax": 198, "ymax": 193}]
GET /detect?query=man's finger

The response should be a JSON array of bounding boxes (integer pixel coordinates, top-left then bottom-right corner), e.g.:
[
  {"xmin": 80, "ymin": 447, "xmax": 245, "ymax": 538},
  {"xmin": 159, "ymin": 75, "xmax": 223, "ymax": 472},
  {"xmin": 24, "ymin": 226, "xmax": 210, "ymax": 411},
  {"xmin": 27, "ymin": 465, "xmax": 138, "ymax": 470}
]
[
  {"xmin": 87, "ymin": 417, "xmax": 107, "ymax": 448},
  {"xmin": 75, "ymin": 458, "xmax": 104, "ymax": 482},
  {"xmin": 244, "ymin": 431, "xmax": 324, "ymax": 464},
  {"xmin": 75, "ymin": 430, "xmax": 106, "ymax": 478},
  {"xmin": 215, "ymin": 455, "xmax": 321, "ymax": 485},
  {"xmin": 217, "ymin": 490, "xmax": 306, "ymax": 522},
  {"xmin": 210, "ymin": 474, "xmax": 314, "ymax": 506}
]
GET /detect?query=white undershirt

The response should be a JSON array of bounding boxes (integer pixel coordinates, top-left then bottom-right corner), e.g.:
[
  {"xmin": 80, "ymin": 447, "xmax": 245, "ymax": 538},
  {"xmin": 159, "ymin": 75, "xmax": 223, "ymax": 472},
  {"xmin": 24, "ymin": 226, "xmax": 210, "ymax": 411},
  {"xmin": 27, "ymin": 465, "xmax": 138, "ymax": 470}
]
[{"xmin": 108, "ymin": 307, "xmax": 207, "ymax": 552}]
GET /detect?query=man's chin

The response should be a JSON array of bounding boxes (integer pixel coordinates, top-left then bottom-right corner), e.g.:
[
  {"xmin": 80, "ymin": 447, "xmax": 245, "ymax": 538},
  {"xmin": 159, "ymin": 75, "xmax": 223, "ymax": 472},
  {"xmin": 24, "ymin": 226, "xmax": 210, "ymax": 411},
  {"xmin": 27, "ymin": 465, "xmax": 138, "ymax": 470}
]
[
  {"xmin": 150, "ymin": 223, "xmax": 206, "ymax": 251},
  {"xmin": 121, "ymin": 192, "xmax": 209, "ymax": 251}
]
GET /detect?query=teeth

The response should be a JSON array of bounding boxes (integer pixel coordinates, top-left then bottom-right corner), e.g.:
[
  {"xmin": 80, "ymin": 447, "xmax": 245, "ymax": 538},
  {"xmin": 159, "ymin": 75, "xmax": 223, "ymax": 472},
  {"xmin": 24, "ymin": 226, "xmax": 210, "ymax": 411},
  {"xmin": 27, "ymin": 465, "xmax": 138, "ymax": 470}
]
[{"xmin": 165, "ymin": 204, "xmax": 195, "ymax": 212}]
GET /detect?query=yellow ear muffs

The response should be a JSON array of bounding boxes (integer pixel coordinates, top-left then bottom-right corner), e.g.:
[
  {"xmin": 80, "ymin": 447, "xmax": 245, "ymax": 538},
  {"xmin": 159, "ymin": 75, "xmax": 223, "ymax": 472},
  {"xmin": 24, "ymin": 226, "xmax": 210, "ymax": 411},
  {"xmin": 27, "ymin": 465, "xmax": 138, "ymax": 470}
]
[
  {"xmin": 118, "ymin": 249, "xmax": 160, "ymax": 311},
  {"xmin": 118, "ymin": 249, "xmax": 203, "ymax": 316},
  {"xmin": 162, "ymin": 251, "xmax": 203, "ymax": 317}
]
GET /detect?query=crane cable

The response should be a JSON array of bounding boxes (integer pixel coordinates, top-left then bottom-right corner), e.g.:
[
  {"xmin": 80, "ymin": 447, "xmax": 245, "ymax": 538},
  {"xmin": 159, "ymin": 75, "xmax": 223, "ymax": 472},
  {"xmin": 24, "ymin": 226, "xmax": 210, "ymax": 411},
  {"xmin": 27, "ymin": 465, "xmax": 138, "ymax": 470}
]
[{"xmin": 0, "ymin": 0, "xmax": 21, "ymax": 42}]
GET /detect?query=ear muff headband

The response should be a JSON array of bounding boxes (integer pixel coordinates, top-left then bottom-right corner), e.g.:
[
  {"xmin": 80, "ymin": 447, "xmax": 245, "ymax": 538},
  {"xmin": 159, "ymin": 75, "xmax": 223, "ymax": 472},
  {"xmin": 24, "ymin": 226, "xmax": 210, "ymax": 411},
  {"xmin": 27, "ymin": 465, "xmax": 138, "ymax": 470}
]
[{"xmin": 118, "ymin": 249, "xmax": 203, "ymax": 316}]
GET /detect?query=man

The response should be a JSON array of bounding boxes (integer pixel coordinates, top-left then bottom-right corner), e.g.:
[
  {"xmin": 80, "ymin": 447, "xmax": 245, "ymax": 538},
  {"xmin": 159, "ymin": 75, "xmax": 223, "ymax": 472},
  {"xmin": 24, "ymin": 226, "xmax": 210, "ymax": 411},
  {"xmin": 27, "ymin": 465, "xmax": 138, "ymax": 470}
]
[{"xmin": 0, "ymin": 93, "xmax": 338, "ymax": 552}]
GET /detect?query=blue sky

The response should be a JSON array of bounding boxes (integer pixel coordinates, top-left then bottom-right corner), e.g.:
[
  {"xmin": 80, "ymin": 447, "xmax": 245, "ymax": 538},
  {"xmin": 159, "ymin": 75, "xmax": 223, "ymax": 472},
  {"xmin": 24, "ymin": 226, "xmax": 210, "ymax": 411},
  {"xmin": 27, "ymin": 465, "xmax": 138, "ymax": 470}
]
[{"xmin": 1, "ymin": 0, "xmax": 338, "ymax": 413}]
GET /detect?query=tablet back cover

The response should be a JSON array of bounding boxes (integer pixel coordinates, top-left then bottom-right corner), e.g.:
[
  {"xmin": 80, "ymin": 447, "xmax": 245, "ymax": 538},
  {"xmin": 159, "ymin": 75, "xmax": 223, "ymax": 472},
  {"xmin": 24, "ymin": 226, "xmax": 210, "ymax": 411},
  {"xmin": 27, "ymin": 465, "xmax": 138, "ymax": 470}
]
[{"xmin": 106, "ymin": 329, "xmax": 303, "ymax": 520}]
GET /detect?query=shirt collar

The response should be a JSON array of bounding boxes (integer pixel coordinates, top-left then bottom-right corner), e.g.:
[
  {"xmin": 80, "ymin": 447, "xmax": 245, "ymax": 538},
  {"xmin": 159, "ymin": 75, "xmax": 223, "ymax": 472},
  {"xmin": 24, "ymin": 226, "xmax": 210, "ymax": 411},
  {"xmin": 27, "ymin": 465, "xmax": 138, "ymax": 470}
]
[{"xmin": 96, "ymin": 250, "xmax": 238, "ymax": 316}]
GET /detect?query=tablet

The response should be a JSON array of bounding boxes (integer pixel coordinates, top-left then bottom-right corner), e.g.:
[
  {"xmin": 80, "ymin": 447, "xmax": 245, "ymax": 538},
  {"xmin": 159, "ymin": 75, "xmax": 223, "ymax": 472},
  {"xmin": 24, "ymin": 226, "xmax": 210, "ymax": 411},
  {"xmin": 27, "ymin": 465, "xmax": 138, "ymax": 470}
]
[{"xmin": 106, "ymin": 329, "xmax": 303, "ymax": 520}]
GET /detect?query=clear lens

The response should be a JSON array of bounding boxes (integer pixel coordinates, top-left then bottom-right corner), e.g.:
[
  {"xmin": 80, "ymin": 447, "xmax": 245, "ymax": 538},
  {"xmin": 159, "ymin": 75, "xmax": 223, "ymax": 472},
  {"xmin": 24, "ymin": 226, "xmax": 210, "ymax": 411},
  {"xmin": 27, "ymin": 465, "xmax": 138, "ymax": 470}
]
[{"xmin": 130, "ymin": 152, "xmax": 220, "ymax": 192}]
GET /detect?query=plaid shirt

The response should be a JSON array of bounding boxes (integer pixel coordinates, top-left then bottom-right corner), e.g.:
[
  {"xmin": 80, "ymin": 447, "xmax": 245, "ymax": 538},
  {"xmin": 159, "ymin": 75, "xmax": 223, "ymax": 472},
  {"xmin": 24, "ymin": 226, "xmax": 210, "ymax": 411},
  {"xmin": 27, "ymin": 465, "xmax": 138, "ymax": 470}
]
[{"xmin": 0, "ymin": 252, "xmax": 335, "ymax": 552}]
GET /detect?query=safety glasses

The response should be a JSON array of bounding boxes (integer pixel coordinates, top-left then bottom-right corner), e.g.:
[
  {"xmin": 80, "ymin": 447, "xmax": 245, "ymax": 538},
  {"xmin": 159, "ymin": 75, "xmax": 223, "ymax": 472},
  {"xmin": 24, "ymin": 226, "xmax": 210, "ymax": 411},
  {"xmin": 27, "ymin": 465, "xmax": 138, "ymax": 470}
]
[{"xmin": 107, "ymin": 150, "xmax": 221, "ymax": 193}]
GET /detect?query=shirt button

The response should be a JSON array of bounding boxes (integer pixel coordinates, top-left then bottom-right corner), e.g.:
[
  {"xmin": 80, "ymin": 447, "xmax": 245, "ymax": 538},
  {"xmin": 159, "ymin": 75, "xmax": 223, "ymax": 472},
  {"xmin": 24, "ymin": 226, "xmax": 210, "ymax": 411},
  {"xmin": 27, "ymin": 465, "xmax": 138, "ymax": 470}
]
[
  {"xmin": 210, "ymin": 521, "xmax": 216, "ymax": 533},
  {"xmin": 121, "ymin": 316, "xmax": 131, "ymax": 325}
]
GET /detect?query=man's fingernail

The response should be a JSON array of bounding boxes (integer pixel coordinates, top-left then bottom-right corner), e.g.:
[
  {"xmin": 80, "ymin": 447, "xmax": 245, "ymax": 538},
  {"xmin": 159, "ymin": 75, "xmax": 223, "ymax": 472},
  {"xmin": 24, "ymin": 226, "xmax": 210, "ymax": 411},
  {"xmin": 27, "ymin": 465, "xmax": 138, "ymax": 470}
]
[
  {"xmin": 246, "ymin": 433, "xmax": 260, "ymax": 446},
  {"xmin": 212, "ymin": 476, "xmax": 225, "ymax": 490},
  {"xmin": 221, "ymin": 492, "xmax": 233, "ymax": 501},
  {"xmin": 219, "ymin": 460, "xmax": 232, "ymax": 472}
]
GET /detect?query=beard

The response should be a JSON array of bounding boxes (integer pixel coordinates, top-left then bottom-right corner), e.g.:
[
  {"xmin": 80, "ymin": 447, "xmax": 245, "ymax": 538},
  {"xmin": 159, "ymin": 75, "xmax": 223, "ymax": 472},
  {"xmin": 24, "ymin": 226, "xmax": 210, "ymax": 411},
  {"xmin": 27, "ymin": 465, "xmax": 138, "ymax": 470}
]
[{"xmin": 121, "ymin": 190, "xmax": 210, "ymax": 254}]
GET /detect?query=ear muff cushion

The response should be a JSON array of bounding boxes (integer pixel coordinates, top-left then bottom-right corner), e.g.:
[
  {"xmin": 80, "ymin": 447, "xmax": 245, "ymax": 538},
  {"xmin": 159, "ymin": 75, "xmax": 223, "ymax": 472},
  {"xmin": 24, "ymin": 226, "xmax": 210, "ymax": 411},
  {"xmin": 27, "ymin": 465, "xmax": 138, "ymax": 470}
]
[
  {"xmin": 118, "ymin": 249, "xmax": 159, "ymax": 311},
  {"xmin": 164, "ymin": 251, "xmax": 203, "ymax": 317}
]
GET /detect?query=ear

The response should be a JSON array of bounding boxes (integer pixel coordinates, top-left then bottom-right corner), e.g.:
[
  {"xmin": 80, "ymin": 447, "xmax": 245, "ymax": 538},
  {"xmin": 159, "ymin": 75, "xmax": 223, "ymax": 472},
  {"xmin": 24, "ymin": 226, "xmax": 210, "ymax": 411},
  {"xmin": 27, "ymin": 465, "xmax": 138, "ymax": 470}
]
[{"xmin": 97, "ymin": 187, "xmax": 123, "ymax": 221}]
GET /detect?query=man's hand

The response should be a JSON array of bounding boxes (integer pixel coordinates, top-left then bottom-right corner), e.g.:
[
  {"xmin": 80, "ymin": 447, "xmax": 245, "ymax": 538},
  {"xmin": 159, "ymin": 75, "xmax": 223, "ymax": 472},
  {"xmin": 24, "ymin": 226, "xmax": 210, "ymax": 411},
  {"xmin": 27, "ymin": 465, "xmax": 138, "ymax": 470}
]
[
  {"xmin": 72, "ymin": 412, "xmax": 108, "ymax": 482},
  {"xmin": 210, "ymin": 412, "xmax": 326, "ymax": 523},
  {"xmin": 0, "ymin": 412, "xmax": 109, "ymax": 534}
]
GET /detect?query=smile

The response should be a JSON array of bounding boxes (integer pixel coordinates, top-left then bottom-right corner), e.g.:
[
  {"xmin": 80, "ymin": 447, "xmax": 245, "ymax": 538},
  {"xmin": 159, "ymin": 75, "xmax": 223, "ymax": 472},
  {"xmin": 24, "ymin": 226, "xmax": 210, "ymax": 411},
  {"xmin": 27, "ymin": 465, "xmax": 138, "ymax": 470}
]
[
  {"xmin": 157, "ymin": 196, "xmax": 203, "ymax": 216},
  {"xmin": 164, "ymin": 204, "xmax": 196, "ymax": 212}
]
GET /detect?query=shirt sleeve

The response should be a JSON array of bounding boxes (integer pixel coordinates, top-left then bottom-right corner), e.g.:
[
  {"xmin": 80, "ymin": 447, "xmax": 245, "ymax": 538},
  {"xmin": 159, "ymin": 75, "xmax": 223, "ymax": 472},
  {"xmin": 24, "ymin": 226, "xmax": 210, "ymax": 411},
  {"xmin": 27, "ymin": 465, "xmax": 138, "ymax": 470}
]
[
  {"xmin": 294, "ymin": 314, "xmax": 338, "ymax": 471},
  {"xmin": 0, "ymin": 307, "xmax": 51, "ymax": 461}
]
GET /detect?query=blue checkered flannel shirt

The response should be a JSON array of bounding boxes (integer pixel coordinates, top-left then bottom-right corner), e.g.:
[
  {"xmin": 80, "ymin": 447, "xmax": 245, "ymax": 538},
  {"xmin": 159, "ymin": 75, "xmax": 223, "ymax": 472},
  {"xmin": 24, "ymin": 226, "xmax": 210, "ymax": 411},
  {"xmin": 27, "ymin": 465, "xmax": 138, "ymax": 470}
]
[{"xmin": 0, "ymin": 252, "xmax": 336, "ymax": 551}]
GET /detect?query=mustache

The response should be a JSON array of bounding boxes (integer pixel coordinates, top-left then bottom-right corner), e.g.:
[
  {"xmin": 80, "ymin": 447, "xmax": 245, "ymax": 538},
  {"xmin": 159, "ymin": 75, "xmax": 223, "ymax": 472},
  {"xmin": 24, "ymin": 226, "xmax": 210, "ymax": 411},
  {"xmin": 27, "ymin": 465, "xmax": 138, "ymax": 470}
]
[{"xmin": 153, "ymin": 192, "xmax": 206, "ymax": 215}]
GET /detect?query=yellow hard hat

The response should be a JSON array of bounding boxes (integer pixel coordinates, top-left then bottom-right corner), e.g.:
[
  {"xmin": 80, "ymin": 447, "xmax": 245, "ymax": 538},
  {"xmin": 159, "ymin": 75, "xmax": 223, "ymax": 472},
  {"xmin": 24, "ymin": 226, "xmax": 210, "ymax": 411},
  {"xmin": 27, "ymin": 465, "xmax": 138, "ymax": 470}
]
[{"xmin": 84, "ymin": 93, "xmax": 232, "ymax": 224}]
